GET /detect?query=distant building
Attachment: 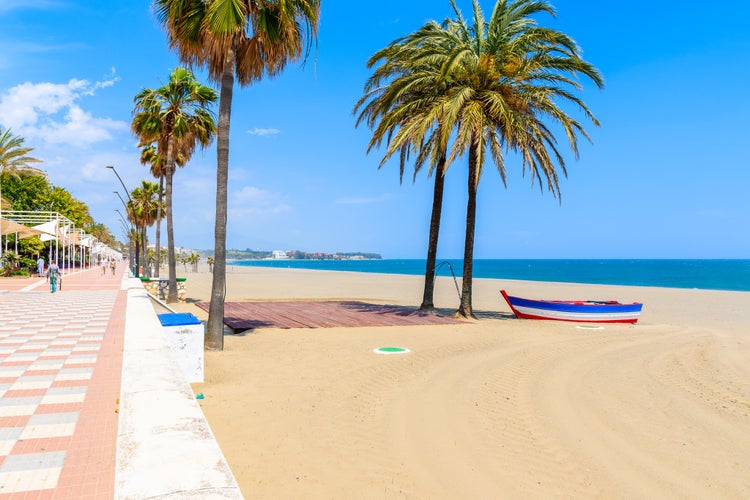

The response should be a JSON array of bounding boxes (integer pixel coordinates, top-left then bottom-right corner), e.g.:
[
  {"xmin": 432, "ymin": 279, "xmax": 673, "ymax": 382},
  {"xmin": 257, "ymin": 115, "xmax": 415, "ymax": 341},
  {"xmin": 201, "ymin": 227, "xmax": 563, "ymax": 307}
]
[{"xmin": 272, "ymin": 250, "xmax": 289, "ymax": 260}]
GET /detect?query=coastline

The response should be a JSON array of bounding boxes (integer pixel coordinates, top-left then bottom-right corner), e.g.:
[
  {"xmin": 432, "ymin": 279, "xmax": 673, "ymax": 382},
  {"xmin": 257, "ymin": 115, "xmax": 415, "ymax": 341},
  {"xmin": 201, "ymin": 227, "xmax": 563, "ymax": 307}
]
[
  {"xmin": 173, "ymin": 265, "xmax": 749, "ymax": 498},
  {"xmin": 228, "ymin": 258, "xmax": 750, "ymax": 292}
]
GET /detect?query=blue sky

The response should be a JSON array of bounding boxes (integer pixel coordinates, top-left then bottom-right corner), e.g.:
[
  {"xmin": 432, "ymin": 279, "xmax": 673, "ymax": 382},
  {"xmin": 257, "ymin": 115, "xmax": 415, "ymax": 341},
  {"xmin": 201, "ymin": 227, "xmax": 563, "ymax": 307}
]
[{"xmin": 1, "ymin": 0, "xmax": 749, "ymax": 259}]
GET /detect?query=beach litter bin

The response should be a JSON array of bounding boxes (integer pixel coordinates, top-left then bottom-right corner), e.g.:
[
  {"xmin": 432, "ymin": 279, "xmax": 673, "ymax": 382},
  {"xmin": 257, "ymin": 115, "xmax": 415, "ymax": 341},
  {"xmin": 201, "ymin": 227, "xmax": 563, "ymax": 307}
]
[{"xmin": 158, "ymin": 313, "xmax": 204, "ymax": 383}]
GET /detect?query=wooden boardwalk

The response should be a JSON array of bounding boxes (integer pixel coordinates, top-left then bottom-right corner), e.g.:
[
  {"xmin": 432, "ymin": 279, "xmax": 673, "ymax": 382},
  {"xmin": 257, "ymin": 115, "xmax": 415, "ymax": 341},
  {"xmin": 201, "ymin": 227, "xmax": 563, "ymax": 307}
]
[{"xmin": 195, "ymin": 301, "xmax": 463, "ymax": 332}]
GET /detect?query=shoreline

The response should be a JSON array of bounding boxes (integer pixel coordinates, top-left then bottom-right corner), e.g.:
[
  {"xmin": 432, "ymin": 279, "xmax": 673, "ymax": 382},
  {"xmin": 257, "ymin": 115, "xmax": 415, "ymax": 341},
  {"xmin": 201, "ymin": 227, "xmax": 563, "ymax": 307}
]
[
  {"xmin": 225, "ymin": 258, "xmax": 750, "ymax": 293},
  {"xmin": 173, "ymin": 265, "xmax": 749, "ymax": 498}
]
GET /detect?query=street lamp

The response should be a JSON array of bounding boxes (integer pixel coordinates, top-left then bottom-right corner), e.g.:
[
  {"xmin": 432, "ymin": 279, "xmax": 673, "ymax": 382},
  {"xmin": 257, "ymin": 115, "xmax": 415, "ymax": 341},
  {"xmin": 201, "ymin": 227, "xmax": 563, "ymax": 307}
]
[
  {"xmin": 115, "ymin": 209, "xmax": 136, "ymax": 273},
  {"xmin": 106, "ymin": 165, "xmax": 133, "ymax": 203},
  {"xmin": 115, "ymin": 209, "xmax": 131, "ymax": 229},
  {"xmin": 106, "ymin": 165, "xmax": 139, "ymax": 276},
  {"xmin": 113, "ymin": 191, "xmax": 129, "ymax": 211}
]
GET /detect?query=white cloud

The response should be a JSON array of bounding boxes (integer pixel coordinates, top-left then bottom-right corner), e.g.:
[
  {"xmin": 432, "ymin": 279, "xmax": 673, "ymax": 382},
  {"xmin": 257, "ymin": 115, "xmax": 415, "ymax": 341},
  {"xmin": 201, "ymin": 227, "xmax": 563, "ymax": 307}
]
[
  {"xmin": 39, "ymin": 106, "xmax": 126, "ymax": 146},
  {"xmin": 336, "ymin": 193, "xmax": 392, "ymax": 205},
  {"xmin": 247, "ymin": 128, "xmax": 280, "ymax": 137},
  {"xmin": 0, "ymin": 74, "xmax": 126, "ymax": 147},
  {"xmin": 229, "ymin": 186, "xmax": 292, "ymax": 217}
]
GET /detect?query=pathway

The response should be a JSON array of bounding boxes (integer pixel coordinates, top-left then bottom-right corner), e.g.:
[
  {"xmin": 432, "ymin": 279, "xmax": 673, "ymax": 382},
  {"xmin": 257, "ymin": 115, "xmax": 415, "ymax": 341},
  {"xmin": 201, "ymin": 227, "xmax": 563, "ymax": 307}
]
[
  {"xmin": 0, "ymin": 266, "xmax": 242, "ymax": 499},
  {"xmin": 0, "ymin": 266, "xmax": 125, "ymax": 498}
]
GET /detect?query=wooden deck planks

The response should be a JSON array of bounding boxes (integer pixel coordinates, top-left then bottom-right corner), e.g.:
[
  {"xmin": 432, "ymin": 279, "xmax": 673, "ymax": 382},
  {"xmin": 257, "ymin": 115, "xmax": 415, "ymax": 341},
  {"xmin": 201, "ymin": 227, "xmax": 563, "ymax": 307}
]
[{"xmin": 195, "ymin": 300, "xmax": 462, "ymax": 331}]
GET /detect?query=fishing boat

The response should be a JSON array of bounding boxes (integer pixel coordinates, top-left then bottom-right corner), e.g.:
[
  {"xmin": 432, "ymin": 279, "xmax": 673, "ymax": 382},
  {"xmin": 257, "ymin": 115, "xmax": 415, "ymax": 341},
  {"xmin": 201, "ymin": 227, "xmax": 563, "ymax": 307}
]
[{"xmin": 500, "ymin": 290, "xmax": 643, "ymax": 324}]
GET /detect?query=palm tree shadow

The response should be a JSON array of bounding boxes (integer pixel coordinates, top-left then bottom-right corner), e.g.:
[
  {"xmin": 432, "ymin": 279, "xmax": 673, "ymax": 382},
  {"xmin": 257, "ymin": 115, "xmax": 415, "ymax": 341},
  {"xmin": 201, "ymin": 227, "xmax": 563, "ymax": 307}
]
[
  {"xmin": 339, "ymin": 301, "xmax": 450, "ymax": 318},
  {"xmin": 474, "ymin": 309, "xmax": 514, "ymax": 320},
  {"xmin": 224, "ymin": 316, "xmax": 275, "ymax": 335},
  {"xmin": 433, "ymin": 306, "xmax": 513, "ymax": 320},
  {"xmin": 333, "ymin": 302, "xmax": 515, "ymax": 322}
]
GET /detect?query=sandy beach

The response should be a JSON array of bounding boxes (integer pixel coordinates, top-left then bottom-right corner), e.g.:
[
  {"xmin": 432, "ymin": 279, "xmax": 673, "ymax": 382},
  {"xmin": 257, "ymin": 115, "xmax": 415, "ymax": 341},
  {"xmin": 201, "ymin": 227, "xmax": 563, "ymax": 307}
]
[{"xmin": 171, "ymin": 265, "xmax": 750, "ymax": 498}]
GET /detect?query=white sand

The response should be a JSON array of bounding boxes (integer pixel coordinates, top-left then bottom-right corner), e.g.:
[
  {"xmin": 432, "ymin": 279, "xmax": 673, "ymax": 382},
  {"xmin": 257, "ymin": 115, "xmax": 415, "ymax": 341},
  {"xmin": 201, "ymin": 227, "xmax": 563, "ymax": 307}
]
[{"xmin": 173, "ymin": 265, "xmax": 750, "ymax": 498}]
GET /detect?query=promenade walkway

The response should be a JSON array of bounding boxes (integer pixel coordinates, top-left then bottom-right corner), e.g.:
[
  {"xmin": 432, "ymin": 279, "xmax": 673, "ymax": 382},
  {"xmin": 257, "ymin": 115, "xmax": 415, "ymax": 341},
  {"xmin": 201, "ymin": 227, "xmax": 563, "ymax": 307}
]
[{"xmin": 0, "ymin": 267, "xmax": 241, "ymax": 499}]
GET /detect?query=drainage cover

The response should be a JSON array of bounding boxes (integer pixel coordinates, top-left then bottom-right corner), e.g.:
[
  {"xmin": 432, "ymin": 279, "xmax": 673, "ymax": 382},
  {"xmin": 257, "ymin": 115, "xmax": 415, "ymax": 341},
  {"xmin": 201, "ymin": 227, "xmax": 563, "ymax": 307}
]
[{"xmin": 373, "ymin": 346, "xmax": 411, "ymax": 354}]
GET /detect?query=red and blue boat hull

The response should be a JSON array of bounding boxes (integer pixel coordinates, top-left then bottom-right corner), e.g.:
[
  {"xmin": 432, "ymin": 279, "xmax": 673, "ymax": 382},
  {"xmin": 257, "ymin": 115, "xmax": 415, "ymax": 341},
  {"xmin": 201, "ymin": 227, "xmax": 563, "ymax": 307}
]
[{"xmin": 501, "ymin": 290, "xmax": 643, "ymax": 324}]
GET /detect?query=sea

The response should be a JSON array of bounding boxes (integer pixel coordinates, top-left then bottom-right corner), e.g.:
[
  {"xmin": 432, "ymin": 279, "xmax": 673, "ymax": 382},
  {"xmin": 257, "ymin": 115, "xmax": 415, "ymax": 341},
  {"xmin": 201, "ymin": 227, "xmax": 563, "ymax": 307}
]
[{"xmin": 230, "ymin": 259, "xmax": 750, "ymax": 293}]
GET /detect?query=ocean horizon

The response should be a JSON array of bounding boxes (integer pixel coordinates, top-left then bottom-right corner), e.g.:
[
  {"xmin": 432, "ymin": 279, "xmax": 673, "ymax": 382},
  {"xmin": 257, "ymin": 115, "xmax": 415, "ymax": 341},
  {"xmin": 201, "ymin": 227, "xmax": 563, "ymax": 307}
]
[{"xmin": 229, "ymin": 259, "xmax": 750, "ymax": 293}]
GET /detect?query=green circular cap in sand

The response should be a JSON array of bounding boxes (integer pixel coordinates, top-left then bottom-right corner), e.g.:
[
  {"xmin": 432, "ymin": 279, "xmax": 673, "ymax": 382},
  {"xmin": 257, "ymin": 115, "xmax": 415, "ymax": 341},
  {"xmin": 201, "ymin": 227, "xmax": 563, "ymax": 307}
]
[
  {"xmin": 373, "ymin": 346, "xmax": 411, "ymax": 354},
  {"xmin": 576, "ymin": 325, "xmax": 604, "ymax": 330}
]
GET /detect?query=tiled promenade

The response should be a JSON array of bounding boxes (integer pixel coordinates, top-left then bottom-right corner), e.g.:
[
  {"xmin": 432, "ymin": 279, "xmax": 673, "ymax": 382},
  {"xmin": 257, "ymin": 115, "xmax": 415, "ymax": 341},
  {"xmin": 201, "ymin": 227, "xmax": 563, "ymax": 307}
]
[{"xmin": 0, "ymin": 267, "xmax": 241, "ymax": 499}]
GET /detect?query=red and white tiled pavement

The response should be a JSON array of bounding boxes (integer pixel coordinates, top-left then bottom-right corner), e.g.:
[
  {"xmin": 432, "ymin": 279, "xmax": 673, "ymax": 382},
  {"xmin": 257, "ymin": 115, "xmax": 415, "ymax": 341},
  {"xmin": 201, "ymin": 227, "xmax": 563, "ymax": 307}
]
[{"xmin": 0, "ymin": 267, "xmax": 125, "ymax": 499}]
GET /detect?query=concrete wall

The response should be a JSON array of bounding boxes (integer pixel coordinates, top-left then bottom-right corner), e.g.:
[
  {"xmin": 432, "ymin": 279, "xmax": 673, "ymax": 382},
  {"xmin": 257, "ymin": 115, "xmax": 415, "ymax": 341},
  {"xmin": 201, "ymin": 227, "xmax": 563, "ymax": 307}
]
[{"xmin": 116, "ymin": 277, "xmax": 242, "ymax": 499}]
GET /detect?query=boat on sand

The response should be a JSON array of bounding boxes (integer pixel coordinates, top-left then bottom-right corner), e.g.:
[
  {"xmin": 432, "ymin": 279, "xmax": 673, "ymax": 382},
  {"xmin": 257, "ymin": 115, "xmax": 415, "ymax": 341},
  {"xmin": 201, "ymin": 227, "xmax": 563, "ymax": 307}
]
[{"xmin": 501, "ymin": 290, "xmax": 643, "ymax": 324}]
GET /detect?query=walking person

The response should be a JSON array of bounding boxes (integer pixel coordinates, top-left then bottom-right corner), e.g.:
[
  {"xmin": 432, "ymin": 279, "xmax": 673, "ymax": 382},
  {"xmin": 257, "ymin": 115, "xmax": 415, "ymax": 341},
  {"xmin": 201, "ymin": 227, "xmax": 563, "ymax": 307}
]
[
  {"xmin": 110, "ymin": 259, "xmax": 116, "ymax": 275},
  {"xmin": 47, "ymin": 260, "xmax": 61, "ymax": 293},
  {"xmin": 101, "ymin": 259, "xmax": 107, "ymax": 275},
  {"xmin": 36, "ymin": 257, "xmax": 45, "ymax": 277}
]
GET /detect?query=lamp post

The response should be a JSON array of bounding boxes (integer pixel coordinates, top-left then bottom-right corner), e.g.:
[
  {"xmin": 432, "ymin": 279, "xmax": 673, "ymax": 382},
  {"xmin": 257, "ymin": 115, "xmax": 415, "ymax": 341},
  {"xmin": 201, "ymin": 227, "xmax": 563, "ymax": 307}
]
[
  {"xmin": 113, "ymin": 191, "xmax": 128, "ymax": 210},
  {"xmin": 114, "ymin": 209, "xmax": 131, "ymax": 231},
  {"xmin": 115, "ymin": 209, "xmax": 135, "ymax": 272},
  {"xmin": 106, "ymin": 165, "xmax": 139, "ymax": 276},
  {"xmin": 106, "ymin": 165, "xmax": 133, "ymax": 204}
]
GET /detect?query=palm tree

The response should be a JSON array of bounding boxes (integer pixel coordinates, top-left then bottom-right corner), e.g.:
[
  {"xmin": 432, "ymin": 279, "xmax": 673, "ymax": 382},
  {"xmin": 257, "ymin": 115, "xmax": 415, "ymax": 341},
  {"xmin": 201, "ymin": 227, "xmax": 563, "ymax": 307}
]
[
  {"xmin": 139, "ymin": 143, "xmax": 187, "ymax": 277},
  {"xmin": 154, "ymin": 0, "xmax": 321, "ymax": 350},
  {"xmin": 127, "ymin": 180, "xmax": 164, "ymax": 277},
  {"xmin": 1, "ymin": 250, "xmax": 21, "ymax": 276},
  {"xmin": 188, "ymin": 252, "xmax": 200, "ymax": 272},
  {"xmin": 132, "ymin": 67, "xmax": 217, "ymax": 302},
  {"xmin": 360, "ymin": 0, "xmax": 603, "ymax": 318},
  {"xmin": 355, "ymin": 25, "xmax": 460, "ymax": 314},
  {"xmin": 413, "ymin": 0, "xmax": 603, "ymax": 318},
  {"xmin": 0, "ymin": 127, "xmax": 42, "ymax": 242}
]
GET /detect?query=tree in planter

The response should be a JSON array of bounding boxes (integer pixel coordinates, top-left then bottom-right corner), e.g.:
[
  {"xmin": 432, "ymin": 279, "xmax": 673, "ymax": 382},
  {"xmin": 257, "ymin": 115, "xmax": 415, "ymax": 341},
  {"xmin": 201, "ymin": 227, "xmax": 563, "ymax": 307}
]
[
  {"xmin": 2, "ymin": 250, "xmax": 21, "ymax": 276},
  {"xmin": 132, "ymin": 67, "xmax": 216, "ymax": 302}
]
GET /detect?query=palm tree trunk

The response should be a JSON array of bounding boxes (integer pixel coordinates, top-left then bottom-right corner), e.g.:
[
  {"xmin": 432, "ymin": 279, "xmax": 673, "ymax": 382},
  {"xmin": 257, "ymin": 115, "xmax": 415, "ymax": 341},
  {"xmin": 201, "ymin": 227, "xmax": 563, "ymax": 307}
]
[
  {"xmin": 206, "ymin": 53, "xmax": 235, "ymax": 351},
  {"xmin": 134, "ymin": 230, "xmax": 141, "ymax": 279},
  {"xmin": 141, "ymin": 227, "xmax": 148, "ymax": 277},
  {"xmin": 419, "ymin": 152, "xmax": 447, "ymax": 313},
  {"xmin": 165, "ymin": 158, "xmax": 178, "ymax": 302},
  {"xmin": 456, "ymin": 142, "xmax": 479, "ymax": 319},
  {"xmin": 154, "ymin": 175, "xmax": 163, "ymax": 278}
]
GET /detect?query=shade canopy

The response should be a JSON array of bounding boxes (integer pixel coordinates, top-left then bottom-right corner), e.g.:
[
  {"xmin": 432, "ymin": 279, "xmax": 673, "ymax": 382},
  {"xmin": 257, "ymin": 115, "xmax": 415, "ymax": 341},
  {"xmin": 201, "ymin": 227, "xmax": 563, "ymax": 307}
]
[{"xmin": 0, "ymin": 218, "xmax": 44, "ymax": 239}]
